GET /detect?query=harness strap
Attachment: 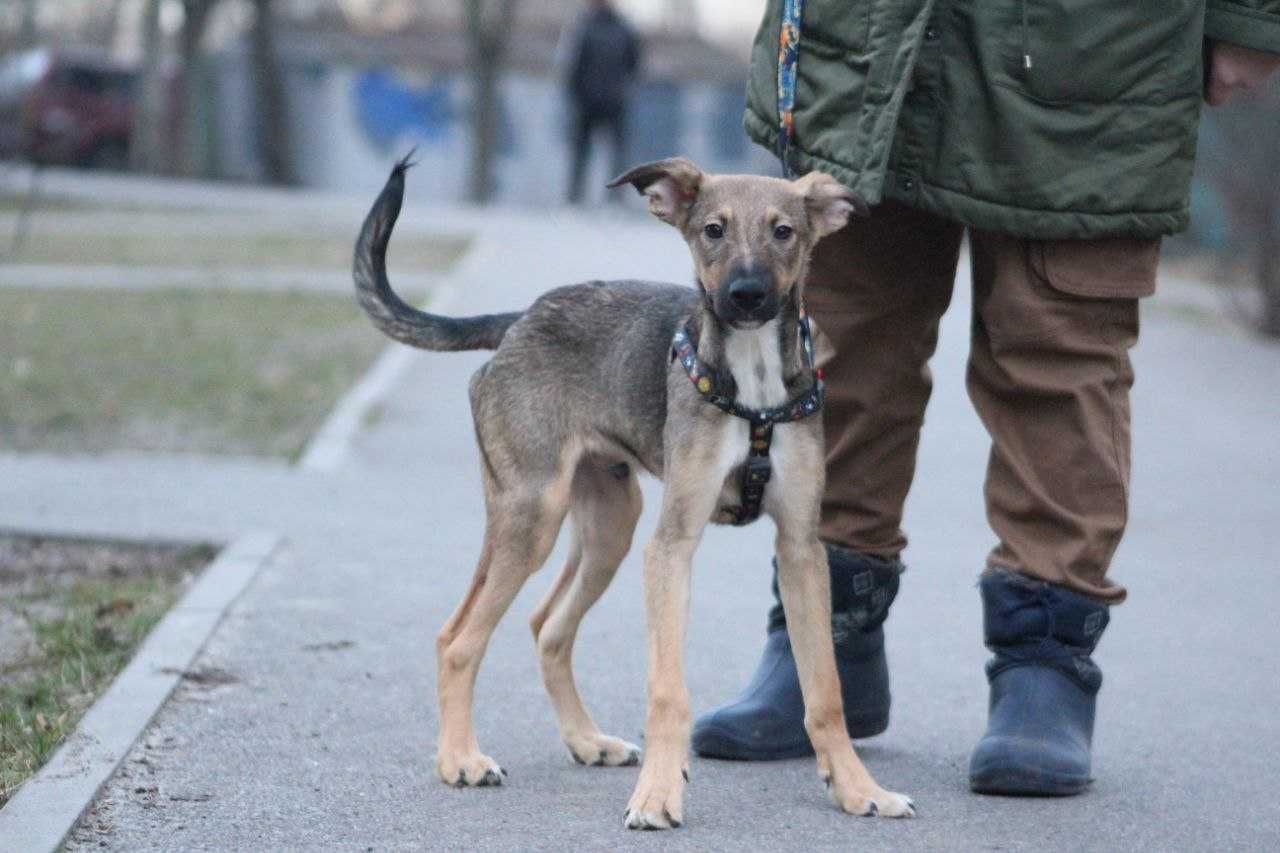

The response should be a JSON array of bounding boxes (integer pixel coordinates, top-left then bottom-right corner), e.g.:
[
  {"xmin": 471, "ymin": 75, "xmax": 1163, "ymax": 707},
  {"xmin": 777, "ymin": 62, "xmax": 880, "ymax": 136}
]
[
  {"xmin": 671, "ymin": 311, "xmax": 824, "ymax": 526},
  {"xmin": 776, "ymin": 0, "xmax": 806, "ymax": 177}
]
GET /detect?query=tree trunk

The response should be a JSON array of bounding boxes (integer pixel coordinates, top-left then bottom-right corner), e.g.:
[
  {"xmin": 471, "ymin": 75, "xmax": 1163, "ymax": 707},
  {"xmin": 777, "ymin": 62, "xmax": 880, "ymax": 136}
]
[
  {"xmin": 464, "ymin": 0, "xmax": 520, "ymax": 204},
  {"xmin": 130, "ymin": 0, "xmax": 169, "ymax": 174},
  {"xmin": 1259, "ymin": 211, "xmax": 1280, "ymax": 337},
  {"xmin": 469, "ymin": 60, "xmax": 500, "ymax": 203},
  {"xmin": 19, "ymin": 0, "xmax": 38, "ymax": 48},
  {"xmin": 173, "ymin": 0, "xmax": 217, "ymax": 176},
  {"xmin": 251, "ymin": 0, "xmax": 294, "ymax": 186}
]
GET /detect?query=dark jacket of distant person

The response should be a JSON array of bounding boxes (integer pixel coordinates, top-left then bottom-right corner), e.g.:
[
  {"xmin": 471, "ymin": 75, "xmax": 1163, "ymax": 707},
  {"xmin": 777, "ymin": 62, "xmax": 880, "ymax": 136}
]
[{"xmin": 567, "ymin": 4, "xmax": 642, "ymax": 115}]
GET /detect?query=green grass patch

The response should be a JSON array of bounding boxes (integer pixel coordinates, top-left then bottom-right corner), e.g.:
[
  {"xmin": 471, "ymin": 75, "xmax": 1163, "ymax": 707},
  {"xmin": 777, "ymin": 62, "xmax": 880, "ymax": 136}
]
[
  {"xmin": 0, "ymin": 286, "xmax": 397, "ymax": 457},
  {"xmin": 0, "ymin": 192, "xmax": 81, "ymax": 214},
  {"xmin": 0, "ymin": 535, "xmax": 213, "ymax": 807},
  {"xmin": 0, "ymin": 188, "xmax": 87, "ymax": 212}
]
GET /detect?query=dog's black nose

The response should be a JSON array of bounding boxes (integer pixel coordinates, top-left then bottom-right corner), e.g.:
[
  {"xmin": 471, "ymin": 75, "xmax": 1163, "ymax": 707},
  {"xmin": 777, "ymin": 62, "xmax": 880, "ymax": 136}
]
[{"xmin": 728, "ymin": 277, "xmax": 768, "ymax": 312}]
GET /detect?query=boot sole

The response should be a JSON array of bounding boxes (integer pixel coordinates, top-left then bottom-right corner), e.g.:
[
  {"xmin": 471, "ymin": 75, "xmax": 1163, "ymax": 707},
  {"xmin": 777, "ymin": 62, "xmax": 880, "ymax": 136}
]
[
  {"xmin": 969, "ymin": 764, "xmax": 1090, "ymax": 796},
  {"xmin": 692, "ymin": 710, "xmax": 889, "ymax": 761}
]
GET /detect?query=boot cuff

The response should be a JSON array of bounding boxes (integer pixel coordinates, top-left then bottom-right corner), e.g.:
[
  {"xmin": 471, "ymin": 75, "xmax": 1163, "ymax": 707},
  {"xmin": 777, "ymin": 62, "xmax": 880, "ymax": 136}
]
[
  {"xmin": 768, "ymin": 545, "xmax": 903, "ymax": 635},
  {"xmin": 827, "ymin": 545, "xmax": 903, "ymax": 630},
  {"xmin": 980, "ymin": 567, "xmax": 1108, "ymax": 692}
]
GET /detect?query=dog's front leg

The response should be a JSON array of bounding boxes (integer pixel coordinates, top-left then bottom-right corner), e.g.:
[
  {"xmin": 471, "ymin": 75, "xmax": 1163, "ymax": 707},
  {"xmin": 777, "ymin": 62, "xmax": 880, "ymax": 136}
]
[
  {"xmin": 623, "ymin": 472, "xmax": 719, "ymax": 830},
  {"xmin": 774, "ymin": 530, "xmax": 916, "ymax": 818}
]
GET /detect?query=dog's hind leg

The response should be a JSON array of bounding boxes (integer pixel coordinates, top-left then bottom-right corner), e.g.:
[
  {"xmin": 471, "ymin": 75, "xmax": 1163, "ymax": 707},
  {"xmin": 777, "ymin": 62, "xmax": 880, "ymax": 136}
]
[
  {"xmin": 531, "ymin": 456, "xmax": 643, "ymax": 768},
  {"xmin": 435, "ymin": 473, "xmax": 572, "ymax": 788}
]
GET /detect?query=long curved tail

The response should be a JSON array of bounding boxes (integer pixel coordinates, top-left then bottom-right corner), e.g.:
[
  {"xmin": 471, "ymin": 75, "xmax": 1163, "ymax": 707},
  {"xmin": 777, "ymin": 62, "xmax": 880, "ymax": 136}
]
[{"xmin": 353, "ymin": 155, "xmax": 522, "ymax": 351}]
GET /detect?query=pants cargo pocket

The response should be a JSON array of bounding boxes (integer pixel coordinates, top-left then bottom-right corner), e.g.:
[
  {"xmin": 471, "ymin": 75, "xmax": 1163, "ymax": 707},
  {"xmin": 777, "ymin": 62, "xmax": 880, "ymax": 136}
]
[
  {"xmin": 1035, "ymin": 237, "xmax": 1160, "ymax": 299},
  {"xmin": 975, "ymin": 236, "xmax": 1151, "ymax": 348}
]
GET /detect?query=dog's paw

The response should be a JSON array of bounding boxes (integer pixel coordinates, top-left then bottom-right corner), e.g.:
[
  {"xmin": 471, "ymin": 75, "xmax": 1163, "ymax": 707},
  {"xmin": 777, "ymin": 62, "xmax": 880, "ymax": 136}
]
[
  {"xmin": 567, "ymin": 733, "xmax": 641, "ymax": 768},
  {"xmin": 623, "ymin": 767, "xmax": 686, "ymax": 830},
  {"xmin": 437, "ymin": 751, "xmax": 506, "ymax": 789},
  {"xmin": 824, "ymin": 776, "xmax": 915, "ymax": 818}
]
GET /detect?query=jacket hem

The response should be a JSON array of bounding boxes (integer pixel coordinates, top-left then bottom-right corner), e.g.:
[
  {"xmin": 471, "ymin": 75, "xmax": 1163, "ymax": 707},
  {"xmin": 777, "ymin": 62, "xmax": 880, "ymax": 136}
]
[
  {"xmin": 744, "ymin": 107, "xmax": 885, "ymax": 203},
  {"xmin": 893, "ymin": 171, "xmax": 1190, "ymax": 239},
  {"xmin": 747, "ymin": 108, "xmax": 1190, "ymax": 239},
  {"xmin": 1205, "ymin": 3, "xmax": 1280, "ymax": 54}
]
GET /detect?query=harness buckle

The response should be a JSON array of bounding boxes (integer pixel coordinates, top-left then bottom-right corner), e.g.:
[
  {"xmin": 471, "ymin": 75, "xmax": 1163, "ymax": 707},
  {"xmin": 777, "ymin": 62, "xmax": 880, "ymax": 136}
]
[{"xmin": 745, "ymin": 455, "xmax": 772, "ymax": 486}]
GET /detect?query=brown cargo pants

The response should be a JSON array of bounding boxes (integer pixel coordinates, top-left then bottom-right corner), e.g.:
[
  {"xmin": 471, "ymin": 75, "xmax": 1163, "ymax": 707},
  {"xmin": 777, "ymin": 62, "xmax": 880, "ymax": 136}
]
[{"xmin": 807, "ymin": 202, "xmax": 1161, "ymax": 604}]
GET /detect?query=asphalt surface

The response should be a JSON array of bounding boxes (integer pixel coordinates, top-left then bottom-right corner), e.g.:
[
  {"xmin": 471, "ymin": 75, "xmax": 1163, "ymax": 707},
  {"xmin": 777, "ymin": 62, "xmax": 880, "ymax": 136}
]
[{"xmin": 2, "ymin": 182, "xmax": 1278, "ymax": 850}]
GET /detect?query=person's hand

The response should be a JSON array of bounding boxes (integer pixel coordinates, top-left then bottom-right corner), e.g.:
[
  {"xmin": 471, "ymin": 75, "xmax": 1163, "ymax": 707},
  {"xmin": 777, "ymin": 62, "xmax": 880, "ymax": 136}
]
[{"xmin": 1205, "ymin": 40, "xmax": 1280, "ymax": 105}]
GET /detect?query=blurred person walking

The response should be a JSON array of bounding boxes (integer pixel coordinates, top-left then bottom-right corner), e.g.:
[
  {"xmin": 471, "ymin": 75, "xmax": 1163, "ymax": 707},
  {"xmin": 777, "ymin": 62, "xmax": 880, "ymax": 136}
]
[
  {"xmin": 691, "ymin": 0, "xmax": 1280, "ymax": 797},
  {"xmin": 563, "ymin": 0, "xmax": 641, "ymax": 204}
]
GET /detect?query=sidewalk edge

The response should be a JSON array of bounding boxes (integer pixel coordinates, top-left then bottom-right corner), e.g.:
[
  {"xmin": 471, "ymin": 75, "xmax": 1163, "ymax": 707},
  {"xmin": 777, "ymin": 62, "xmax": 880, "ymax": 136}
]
[
  {"xmin": 295, "ymin": 234, "xmax": 494, "ymax": 471},
  {"xmin": 0, "ymin": 530, "xmax": 282, "ymax": 853}
]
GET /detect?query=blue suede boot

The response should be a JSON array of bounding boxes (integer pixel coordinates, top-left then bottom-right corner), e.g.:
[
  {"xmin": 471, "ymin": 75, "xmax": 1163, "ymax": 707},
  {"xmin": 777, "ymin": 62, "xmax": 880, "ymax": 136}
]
[
  {"xmin": 969, "ymin": 568, "xmax": 1109, "ymax": 795},
  {"xmin": 691, "ymin": 545, "xmax": 902, "ymax": 760}
]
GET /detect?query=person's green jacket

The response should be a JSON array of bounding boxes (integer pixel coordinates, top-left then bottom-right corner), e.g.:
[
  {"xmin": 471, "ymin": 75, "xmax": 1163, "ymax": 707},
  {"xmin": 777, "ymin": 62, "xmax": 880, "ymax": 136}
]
[{"xmin": 745, "ymin": 1, "xmax": 1280, "ymax": 239}]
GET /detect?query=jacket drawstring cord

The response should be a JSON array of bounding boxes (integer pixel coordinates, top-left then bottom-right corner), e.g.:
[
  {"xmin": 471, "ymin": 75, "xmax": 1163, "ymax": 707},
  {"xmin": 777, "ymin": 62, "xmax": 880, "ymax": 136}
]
[{"xmin": 1021, "ymin": 0, "xmax": 1033, "ymax": 70}]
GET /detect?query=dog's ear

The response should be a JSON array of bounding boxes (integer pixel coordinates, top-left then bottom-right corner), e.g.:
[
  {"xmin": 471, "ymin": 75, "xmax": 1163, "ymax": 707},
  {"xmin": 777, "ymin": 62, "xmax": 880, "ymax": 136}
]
[
  {"xmin": 607, "ymin": 158, "xmax": 703, "ymax": 227},
  {"xmin": 795, "ymin": 170, "xmax": 868, "ymax": 239}
]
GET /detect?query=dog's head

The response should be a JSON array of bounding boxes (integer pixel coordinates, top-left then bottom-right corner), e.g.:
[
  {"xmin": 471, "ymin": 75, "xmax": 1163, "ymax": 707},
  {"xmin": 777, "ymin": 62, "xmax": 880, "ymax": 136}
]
[{"xmin": 608, "ymin": 158, "xmax": 867, "ymax": 328}]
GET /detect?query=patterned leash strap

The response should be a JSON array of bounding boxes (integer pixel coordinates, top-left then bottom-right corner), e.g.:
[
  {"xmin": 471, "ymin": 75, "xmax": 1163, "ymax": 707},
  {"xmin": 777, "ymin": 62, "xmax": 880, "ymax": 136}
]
[{"xmin": 776, "ymin": 0, "xmax": 805, "ymax": 177}]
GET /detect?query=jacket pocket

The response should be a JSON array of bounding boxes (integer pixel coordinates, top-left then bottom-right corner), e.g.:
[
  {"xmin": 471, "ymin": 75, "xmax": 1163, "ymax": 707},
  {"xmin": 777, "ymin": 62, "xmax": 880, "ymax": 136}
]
[
  {"xmin": 1005, "ymin": 0, "xmax": 1202, "ymax": 104},
  {"xmin": 1033, "ymin": 238, "xmax": 1161, "ymax": 299}
]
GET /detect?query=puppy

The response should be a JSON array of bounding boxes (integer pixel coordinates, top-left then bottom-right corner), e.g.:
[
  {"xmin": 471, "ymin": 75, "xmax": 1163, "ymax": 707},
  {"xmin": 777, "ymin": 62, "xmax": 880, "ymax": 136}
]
[{"xmin": 353, "ymin": 156, "xmax": 914, "ymax": 829}]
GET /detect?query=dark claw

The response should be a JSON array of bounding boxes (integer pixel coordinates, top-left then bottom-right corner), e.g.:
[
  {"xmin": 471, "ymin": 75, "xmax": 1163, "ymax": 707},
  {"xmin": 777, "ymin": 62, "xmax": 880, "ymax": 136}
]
[
  {"xmin": 593, "ymin": 749, "xmax": 608, "ymax": 766},
  {"xmin": 571, "ymin": 750, "xmax": 586, "ymax": 765},
  {"xmin": 821, "ymin": 775, "xmax": 831, "ymax": 790},
  {"xmin": 478, "ymin": 768, "xmax": 502, "ymax": 786},
  {"xmin": 500, "ymin": 767, "xmax": 509, "ymax": 777},
  {"xmin": 622, "ymin": 749, "xmax": 640, "ymax": 767},
  {"xmin": 865, "ymin": 801, "xmax": 878, "ymax": 817},
  {"xmin": 453, "ymin": 769, "xmax": 467, "ymax": 788},
  {"xmin": 664, "ymin": 809, "xmax": 682, "ymax": 828},
  {"xmin": 681, "ymin": 768, "xmax": 689, "ymax": 783}
]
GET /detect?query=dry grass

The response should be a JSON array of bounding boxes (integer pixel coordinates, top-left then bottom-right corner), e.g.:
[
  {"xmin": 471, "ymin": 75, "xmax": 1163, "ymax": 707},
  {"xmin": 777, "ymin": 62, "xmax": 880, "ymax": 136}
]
[
  {"xmin": 0, "ymin": 534, "xmax": 214, "ymax": 806},
  {"xmin": 0, "ymin": 286, "xmax": 398, "ymax": 458}
]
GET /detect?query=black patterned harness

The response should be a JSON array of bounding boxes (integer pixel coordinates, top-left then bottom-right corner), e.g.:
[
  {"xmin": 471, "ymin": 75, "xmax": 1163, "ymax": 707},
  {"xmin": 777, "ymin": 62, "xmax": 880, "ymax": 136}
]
[{"xmin": 670, "ymin": 309, "xmax": 824, "ymax": 525}]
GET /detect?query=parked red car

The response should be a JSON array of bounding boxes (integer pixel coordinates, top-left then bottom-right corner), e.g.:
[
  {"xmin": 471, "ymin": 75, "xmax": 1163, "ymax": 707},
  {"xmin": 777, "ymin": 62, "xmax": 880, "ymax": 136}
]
[{"xmin": 0, "ymin": 48, "xmax": 136, "ymax": 169}]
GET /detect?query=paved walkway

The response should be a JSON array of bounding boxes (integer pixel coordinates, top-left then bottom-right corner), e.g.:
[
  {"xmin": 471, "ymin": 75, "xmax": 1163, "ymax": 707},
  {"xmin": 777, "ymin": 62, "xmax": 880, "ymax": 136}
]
[{"xmin": 2, "ymin": 176, "xmax": 1279, "ymax": 849}]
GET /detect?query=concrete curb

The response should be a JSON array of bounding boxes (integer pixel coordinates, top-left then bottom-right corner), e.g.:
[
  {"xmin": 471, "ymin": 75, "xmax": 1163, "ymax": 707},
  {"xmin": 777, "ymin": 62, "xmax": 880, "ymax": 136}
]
[
  {"xmin": 297, "ymin": 235, "xmax": 493, "ymax": 472},
  {"xmin": 0, "ymin": 264, "xmax": 439, "ymax": 294},
  {"xmin": 295, "ymin": 333, "xmax": 432, "ymax": 473},
  {"xmin": 0, "ymin": 531, "xmax": 281, "ymax": 853}
]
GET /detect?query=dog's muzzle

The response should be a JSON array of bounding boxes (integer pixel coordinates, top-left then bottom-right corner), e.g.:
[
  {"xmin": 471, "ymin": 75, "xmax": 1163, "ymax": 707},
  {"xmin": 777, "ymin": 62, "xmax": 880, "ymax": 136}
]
[{"xmin": 722, "ymin": 275, "xmax": 778, "ymax": 326}]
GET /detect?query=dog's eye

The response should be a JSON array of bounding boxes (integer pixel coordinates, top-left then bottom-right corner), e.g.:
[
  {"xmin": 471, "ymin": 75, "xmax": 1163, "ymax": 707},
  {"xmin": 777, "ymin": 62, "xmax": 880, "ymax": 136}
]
[
  {"xmin": 703, "ymin": 223, "xmax": 724, "ymax": 240},
  {"xmin": 773, "ymin": 224, "xmax": 794, "ymax": 241}
]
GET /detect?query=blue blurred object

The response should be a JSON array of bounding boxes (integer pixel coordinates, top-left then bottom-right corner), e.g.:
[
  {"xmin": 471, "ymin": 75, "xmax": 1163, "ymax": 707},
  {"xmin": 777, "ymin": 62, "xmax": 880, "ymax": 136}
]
[
  {"xmin": 353, "ymin": 70, "xmax": 455, "ymax": 152},
  {"xmin": 1187, "ymin": 180, "xmax": 1230, "ymax": 251},
  {"xmin": 1185, "ymin": 119, "xmax": 1231, "ymax": 251},
  {"xmin": 710, "ymin": 84, "xmax": 748, "ymax": 162},
  {"xmin": 628, "ymin": 81, "xmax": 681, "ymax": 162}
]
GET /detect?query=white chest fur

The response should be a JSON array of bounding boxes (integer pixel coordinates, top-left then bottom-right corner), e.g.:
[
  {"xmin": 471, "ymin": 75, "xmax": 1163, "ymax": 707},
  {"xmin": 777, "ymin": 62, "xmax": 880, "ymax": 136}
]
[
  {"xmin": 724, "ymin": 320, "xmax": 788, "ymax": 410},
  {"xmin": 711, "ymin": 321, "xmax": 797, "ymax": 516}
]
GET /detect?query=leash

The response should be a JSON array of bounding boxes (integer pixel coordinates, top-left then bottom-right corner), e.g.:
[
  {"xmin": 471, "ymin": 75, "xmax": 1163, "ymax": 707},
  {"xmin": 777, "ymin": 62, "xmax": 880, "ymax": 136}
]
[
  {"xmin": 671, "ymin": 309, "xmax": 824, "ymax": 526},
  {"xmin": 776, "ymin": 0, "xmax": 805, "ymax": 177}
]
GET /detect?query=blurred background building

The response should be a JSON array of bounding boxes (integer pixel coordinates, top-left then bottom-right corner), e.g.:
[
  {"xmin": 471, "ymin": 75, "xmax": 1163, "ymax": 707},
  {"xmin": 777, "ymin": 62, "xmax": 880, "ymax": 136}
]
[{"xmin": 0, "ymin": 1, "xmax": 772, "ymax": 205}]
